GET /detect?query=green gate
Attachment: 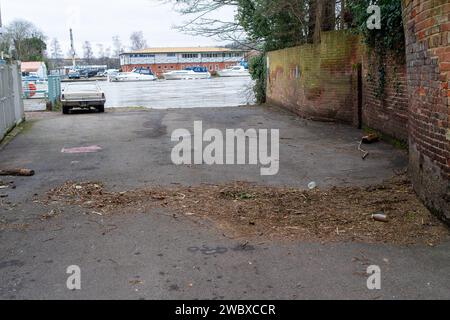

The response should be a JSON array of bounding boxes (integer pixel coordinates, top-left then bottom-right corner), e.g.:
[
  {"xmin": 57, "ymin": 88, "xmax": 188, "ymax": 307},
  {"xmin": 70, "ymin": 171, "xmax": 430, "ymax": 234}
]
[{"xmin": 47, "ymin": 75, "xmax": 61, "ymax": 109}]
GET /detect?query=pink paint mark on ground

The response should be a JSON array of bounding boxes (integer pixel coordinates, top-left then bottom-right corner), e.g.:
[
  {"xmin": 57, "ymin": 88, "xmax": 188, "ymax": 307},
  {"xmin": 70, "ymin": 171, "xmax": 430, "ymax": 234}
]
[{"xmin": 61, "ymin": 145, "xmax": 103, "ymax": 154}]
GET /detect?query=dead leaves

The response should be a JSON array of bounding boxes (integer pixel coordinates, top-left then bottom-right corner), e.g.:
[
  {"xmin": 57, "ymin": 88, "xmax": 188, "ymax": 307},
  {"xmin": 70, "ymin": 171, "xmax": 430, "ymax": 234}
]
[{"xmin": 43, "ymin": 175, "xmax": 449, "ymax": 245}]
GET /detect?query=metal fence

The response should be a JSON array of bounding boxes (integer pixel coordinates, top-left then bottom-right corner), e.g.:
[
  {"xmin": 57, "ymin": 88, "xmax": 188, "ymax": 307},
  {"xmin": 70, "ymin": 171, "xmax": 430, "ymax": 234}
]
[
  {"xmin": 0, "ymin": 62, "xmax": 25, "ymax": 141},
  {"xmin": 22, "ymin": 75, "xmax": 61, "ymax": 110},
  {"xmin": 48, "ymin": 75, "xmax": 61, "ymax": 106}
]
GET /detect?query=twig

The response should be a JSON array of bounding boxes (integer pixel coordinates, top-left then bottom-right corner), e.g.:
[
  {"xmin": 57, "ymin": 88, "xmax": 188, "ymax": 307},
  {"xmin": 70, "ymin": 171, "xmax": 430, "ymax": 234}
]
[{"xmin": 358, "ymin": 141, "xmax": 369, "ymax": 160}]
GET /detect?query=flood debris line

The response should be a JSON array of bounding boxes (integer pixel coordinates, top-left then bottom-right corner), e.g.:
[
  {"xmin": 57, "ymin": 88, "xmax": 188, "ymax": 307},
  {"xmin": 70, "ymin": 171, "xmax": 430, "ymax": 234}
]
[
  {"xmin": 41, "ymin": 209, "xmax": 62, "ymax": 221},
  {"xmin": 0, "ymin": 168, "xmax": 35, "ymax": 176},
  {"xmin": 0, "ymin": 220, "xmax": 30, "ymax": 231},
  {"xmin": 44, "ymin": 175, "xmax": 449, "ymax": 245},
  {"xmin": 0, "ymin": 180, "xmax": 16, "ymax": 190}
]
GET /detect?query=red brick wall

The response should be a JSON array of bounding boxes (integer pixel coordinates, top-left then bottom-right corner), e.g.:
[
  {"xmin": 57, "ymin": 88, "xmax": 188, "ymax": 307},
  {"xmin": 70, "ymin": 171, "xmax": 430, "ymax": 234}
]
[
  {"xmin": 266, "ymin": 31, "xmax": 362, "ymax": 125},
  {"xmin": 403, "ymin": 0, "xmax": 450, "ymax": 222},
  {"xmin": 122, "ymin": 62, "xmax": 233, "ymax": 76},
  {"xmin": 264, "ymin": 4, "xmax": 449, "ymax": 222},
  {"xmin": 266, "ymin": 31, "xmax": 410, "ymax": 139},
  {"xmin": 362, "ymin": 53, "xmax": 409, "ymax": 141}
]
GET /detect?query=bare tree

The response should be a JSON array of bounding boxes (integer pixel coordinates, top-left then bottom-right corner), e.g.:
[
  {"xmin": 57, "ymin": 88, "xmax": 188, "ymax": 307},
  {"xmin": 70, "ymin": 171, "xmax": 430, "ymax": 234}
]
[
  {"xmin": 112, "ymin": 35, "xmax": 124, "ymax": 58},
  {"xmin": 50, "ymin": 38, "xmax": 63, "ymax": 60},
  {"xmin": 96, "ymin": 43, "xmax": 105, "ymax": 59},
  {"xmin": 172, "ymin": 0, "xmax": 339, "ymax": 48},
  {"xmin": 171, "ymin": 0, "xmax": 245, "ymax": 44},
  {"xmin": 6, "ymin": 19, "xmax": 35, "ymax": 41},
  {"xmin": 66, "ymin": 48, "xmax": 74, "ymax": 60},
  {"xmin": 129, "ymin": 31, "xmax": 147, "ymax": 51},
  {"xmin": 104, "ymin": 47, "xmax": 111, "ymax": 59},
  {"xmin": 83, "ymin": 41, "xmax": 93, "ymax": 62},
  {"xmin": 0, "ymin": 31, "xmax": 11, "ymax": 55},
  {"xmin": 3, "ymin": 19, "xmax": 46, "ymax": 60}
]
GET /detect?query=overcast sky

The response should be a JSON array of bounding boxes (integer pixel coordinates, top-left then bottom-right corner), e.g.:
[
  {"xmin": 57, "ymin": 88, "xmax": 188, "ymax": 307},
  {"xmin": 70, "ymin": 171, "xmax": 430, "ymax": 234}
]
[{"xmin": 1, "ymin": 0, "xmax": 236, "ymax": 57}]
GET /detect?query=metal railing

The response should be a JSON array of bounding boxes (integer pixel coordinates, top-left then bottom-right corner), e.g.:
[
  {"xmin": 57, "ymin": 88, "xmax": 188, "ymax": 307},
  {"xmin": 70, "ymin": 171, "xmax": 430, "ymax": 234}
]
[
  {"xmin": 48, "ymin": 75, "xmax": 61, "ymax": 106},
  {"xmin": 22, "ymin": 75, "xmax": 61, "ymax": 106}
]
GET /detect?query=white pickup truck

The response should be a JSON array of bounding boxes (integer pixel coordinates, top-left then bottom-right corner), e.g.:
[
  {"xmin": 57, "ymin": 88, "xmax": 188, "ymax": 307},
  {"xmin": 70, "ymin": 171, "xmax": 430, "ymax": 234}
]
[{"xmin": 61, "ymin": 83, "xmax": 106, "ymax": 114}]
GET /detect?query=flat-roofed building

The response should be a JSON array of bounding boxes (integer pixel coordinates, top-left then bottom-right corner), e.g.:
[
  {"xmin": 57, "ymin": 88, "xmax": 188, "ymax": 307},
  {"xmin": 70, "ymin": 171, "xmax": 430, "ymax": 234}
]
[
  {"xmin": 21, "ymin": 61, "xmax": 48, "ymax": 80},
  {"xmin": 120, "ymin": 47, "xmax": 247, "ymax": 76}
]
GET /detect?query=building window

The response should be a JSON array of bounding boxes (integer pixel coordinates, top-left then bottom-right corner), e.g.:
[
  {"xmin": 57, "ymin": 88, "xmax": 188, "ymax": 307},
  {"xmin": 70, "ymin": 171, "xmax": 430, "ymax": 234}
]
[
  {"xmin": 182, "ymin": 53, "xmax": 199, "ymax": 59},
  {"xmin": 131, "ymin": 54, "xmax": 155, "ymax": 58},
  {"xmin": 167, "ymin": 53, "xmax": 176, "ymax": 57},
  {"xmin": 209, "ymin": 65, "xmax": 213, "ymax": 71},
  {"xmin": 170, "ymin": 66, "xmax": 174, "ymax": 69},
  {"xmin": 202, "ymin": 53, "xmax": 220, "ymax": 58},
  {"xmin": 215, "ymin": 65, "xmax": 219, "ymax": 71}
]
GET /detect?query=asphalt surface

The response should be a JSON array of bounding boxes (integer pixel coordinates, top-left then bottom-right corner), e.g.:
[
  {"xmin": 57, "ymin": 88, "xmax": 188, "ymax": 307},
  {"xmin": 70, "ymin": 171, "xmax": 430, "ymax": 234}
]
[{"xmin": 0, "ymin": 106, "xmax": 449, "ymax": 300}]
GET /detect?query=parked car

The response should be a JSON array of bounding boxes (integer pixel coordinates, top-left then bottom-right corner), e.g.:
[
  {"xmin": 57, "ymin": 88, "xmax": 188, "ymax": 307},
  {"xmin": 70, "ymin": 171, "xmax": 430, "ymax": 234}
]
[
  {"xmin": 79, "ymin": 70, "xmax": 87, "ymax": 78},
  {"xmin": 96, "ymin": 70, "xmax": 107, "ymax": 77},
  {"xmin": 79, "ymin": 69, "xmax": 98, "ymax": 78},
  {"xmin": 61, "ymin": 83, "xmax": 106, "ymax": 114},
  {"xmin": 106, "ymin": 69, "xmax": 119, "ymax": 75},
  {"xmin": 105, "ymin": 69, "xmax": 119, "ymax": 81},
  {"xmin": 90, "ymin": 69, "xmax": 99, "ymax": 77},
  {"xmin": 68, "ymin": 71, "xmax": 81, "ymax": 79}
]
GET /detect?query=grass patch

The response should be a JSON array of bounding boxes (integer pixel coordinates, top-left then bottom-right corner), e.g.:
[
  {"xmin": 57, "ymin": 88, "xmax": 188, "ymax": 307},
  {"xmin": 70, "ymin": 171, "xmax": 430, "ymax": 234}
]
[
  {"xmin": 0, "ymin": 119, "xmax": 34, "ymax": 148},
  {"xmin": 52, "ymin": 100, "xmax": 62, "ymax": 112},
  {"xmin": 108, "ymin": 106, "xmax": 150, "ymax": 112}
]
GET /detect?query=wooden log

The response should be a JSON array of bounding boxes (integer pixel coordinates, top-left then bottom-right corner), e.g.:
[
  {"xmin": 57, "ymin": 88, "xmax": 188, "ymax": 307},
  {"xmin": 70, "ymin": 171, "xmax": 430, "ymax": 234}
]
[{"xmin": 0, "ymin": 169, "xmax": 35, "ymax": 176}]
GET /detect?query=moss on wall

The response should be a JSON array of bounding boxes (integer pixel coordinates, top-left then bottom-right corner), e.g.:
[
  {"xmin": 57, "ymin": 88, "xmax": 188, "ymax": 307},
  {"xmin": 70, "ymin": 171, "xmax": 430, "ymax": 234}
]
[{"xmin": 267, "ymin": 31, "xmax": 362, "ymax": 124}]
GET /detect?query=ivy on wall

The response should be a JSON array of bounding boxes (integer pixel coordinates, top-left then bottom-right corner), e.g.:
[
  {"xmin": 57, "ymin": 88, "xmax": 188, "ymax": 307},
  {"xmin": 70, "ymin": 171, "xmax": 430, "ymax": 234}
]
[
  {"xmin": 249, "ymin": 54, "xmax": 267, "ymax": 104},
  {"xmin": 247, "ymin": 1, "xmax": 406, "ymax": 103},
  {"xmin": 348, "ymin": 0, "xmax": 405, "ymax": 99}
]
